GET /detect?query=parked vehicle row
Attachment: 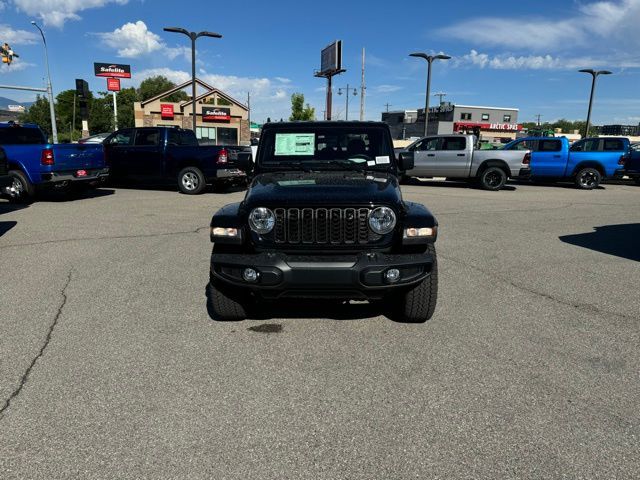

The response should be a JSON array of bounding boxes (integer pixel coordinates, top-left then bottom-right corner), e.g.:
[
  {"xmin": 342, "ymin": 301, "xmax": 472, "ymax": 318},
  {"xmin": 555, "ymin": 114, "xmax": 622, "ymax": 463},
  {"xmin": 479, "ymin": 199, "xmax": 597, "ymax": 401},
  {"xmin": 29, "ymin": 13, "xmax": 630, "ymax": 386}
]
[{"xmin": 397, "ymin": 134, "xmax": 531, "ymax": 190}]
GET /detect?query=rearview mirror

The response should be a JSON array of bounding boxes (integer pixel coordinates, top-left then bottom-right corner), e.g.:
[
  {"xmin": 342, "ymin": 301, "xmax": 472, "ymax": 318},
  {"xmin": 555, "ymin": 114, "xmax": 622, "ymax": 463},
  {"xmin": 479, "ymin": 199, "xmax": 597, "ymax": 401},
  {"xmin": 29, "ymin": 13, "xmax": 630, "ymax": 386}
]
[{"xmin": 398, "ymin": 151, "xmax": 414, "ymax": 171}]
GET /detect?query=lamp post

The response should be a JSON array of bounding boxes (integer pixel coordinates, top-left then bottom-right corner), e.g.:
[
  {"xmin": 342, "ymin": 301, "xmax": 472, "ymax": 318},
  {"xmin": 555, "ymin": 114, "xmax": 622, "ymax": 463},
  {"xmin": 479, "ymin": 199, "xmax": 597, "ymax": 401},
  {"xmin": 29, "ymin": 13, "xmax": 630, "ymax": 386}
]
[
  {"xmin": 579, "ymin": 69, "xmax": 612, "ymax": 138},
  {"xmin": 31, "ymin": 21, "xmax": 58, "ymax": 143},
  {"xmin": 410, "ymin": 53, "xmax": 451, "ymax": 137},
  {"xmin": 164, "ymin": 27, "xmax": 222, "ymax": 134},
  {"xmin": 337, "ymin": 84, "xmax": 358, "ymax": 120}
]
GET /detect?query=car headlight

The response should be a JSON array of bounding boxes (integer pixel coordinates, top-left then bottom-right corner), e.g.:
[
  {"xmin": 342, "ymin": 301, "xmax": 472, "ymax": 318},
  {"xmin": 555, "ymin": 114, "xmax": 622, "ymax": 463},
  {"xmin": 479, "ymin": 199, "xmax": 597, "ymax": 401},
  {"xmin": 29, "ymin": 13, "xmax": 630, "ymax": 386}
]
[
  {"xmin": 249, "ymin": 207, "xmax": 275, "ymax": 234},
  {"xmin": 368, "ymin": 206, "xmax": 396, "ymax": 234}
]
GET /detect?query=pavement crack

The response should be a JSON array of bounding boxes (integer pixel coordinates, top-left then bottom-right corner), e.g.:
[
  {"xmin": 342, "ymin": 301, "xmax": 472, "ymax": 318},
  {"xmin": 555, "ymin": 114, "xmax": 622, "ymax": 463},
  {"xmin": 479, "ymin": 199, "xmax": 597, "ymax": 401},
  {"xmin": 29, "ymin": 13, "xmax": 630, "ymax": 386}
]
[
  {"xmin": 440, "ymin": 253, "xmax": 638, "ymax": 322},
  {"xmin": 0, "ymin": 269, "xmax": 73, "ymax": 419},
  {"xmin": 0, "ymin": 226, "xmax": 210, "ymax": 250}
]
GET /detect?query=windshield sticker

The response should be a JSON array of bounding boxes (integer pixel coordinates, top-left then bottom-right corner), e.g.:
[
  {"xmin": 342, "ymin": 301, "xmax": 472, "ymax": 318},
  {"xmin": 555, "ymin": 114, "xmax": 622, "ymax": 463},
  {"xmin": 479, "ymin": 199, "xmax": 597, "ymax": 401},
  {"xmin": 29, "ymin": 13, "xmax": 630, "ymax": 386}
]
[
  {"xmin": 367, "ymin": 160, "xmax": 376, "ymax": 166},
  {"xmin": 275, "ymin": 133, "xmax": 315, "ymax": 156},
  {"xmin": 277, "ymin": 180, "xmax": 317, "ymax": 186},
  {"xmin": 375, "ymin": 155, "xmax": 390, "ymax": 165}
]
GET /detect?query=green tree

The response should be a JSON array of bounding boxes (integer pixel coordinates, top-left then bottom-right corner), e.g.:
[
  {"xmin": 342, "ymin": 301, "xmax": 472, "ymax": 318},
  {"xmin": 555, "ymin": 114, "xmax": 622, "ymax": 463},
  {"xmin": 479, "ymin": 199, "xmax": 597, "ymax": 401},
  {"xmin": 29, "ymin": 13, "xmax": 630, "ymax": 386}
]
[
  {"xmin": 138, "ymin": 75, "xmax": 188, "ymax": 102},
  {"xmin": 289, "ymin": 93, "xmax": 315, "ymax": 121},
  {"xmin": 116, "ymin": 87, "xmax": 138, "ymax": 129},
  {"xmin": 89, "ymin": 93, "xmax": 115, "ymax": 133},
  {"xmin": 19, "ymin": 95, "xmax": 52, "ymax": 137}
]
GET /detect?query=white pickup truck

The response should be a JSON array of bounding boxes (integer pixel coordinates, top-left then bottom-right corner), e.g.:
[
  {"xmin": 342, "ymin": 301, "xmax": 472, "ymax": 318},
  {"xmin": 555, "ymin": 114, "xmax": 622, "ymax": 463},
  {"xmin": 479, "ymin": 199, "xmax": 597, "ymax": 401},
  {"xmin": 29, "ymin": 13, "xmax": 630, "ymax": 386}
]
[{"xmin": 398, "ymin": 134, "xmax": 531, "ymax": 190}]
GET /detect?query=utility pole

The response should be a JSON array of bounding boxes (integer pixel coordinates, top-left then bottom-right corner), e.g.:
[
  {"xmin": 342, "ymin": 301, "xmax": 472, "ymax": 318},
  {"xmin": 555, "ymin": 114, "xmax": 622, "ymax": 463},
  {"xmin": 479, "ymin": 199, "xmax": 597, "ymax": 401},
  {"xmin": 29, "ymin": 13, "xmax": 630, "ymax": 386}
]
[
  {"xmin": 360, "ymin": 48, "xmax": 366, "ymax": 121},
  {"xmin": 337, "ymin": 84, "xmax": 357, "ymax": 120},
  {"xmin": 112, "ymin": 90, "xmax": 118, "ymax": 131},
  {"xmin": 31, "ymin": 21, "xmax": 58, "ymax": 143},
  {"xmin": 384, "ymin": 102, "xmax": 392, "ymax": 112},
  {"xmin": 433, "ymin": 91, "xmax": 447, "ymax": 105},
  {"xmin": 71, "ymin": 92, "xmax": 76, "ymax": 141},
  {"xmin": 535, "ymin": 114, "xmax": 542, "ymax": 126},
  {"xmin": 247, "ymin": 91, "xmax": 251, "ymax": 141},
  {"xmin": 410, "ymin": 52, "xmax": 452, "ymax": 137}
]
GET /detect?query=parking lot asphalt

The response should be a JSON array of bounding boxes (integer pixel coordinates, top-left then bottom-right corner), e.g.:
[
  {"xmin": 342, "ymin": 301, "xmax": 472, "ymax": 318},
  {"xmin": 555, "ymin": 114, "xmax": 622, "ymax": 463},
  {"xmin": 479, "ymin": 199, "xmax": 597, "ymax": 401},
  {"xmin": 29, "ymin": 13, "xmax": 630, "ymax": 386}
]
[{"xmin": 0, "ymin": 181, "xmax": 639, "ymax": 479}]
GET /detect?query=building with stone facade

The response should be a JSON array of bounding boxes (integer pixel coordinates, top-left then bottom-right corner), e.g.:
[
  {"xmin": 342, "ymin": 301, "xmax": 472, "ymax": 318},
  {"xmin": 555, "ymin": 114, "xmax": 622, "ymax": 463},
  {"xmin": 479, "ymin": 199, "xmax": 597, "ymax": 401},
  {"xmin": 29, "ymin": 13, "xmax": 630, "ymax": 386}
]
[{"xmin": 134, "ymin": 78, "xmax": 249, "ymax": 145}]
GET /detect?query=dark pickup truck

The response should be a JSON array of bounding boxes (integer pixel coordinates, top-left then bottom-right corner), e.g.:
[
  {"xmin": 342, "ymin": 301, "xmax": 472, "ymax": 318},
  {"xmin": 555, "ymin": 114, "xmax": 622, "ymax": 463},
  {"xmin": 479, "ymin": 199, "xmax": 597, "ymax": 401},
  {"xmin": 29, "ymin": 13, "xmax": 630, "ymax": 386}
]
[
  {"xmin": 207, "ymin": 121, "xmax": 439, "ymax": 323},
  {"xmin": 104, "ymin": 127, "xmax": 247, "ymax": 194}
]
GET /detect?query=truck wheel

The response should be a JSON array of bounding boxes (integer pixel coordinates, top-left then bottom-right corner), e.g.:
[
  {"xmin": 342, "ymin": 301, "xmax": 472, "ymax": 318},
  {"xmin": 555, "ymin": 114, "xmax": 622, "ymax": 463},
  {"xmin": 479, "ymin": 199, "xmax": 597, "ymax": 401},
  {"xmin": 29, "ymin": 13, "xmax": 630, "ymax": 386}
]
[
  {"xmin": 478, "ymin": 166, "xmax": 507, "ymax": 191},
  {"xmin": 4, "ymin": 170, "xmax": 34, "ymax": 203},
  {"xmin": 394, "ymin": 244, "xmax": 438, "ymax": 323},
  {"xmin": 178, "ymin": 167, "xmax": 206, "ymax": 195},
  {"xmin": 574, "ymin": 167, "xmax": 601, "ymax": 190},
  {"xmin": 207, "ymin": 282, "xmax": 247, "ymax": 321}
]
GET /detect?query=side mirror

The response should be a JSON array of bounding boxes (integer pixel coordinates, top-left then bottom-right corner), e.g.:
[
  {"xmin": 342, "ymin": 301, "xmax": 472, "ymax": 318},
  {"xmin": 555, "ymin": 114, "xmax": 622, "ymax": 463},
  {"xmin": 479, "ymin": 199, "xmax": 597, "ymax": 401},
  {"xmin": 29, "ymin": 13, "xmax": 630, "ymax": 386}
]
[
  {"xmin": 398, "ymin": 151, "xmax": 415, "ymax": 171},
  {"xmin": 236, "ymin": 151, "xmax": 253, "ymax": 172}
]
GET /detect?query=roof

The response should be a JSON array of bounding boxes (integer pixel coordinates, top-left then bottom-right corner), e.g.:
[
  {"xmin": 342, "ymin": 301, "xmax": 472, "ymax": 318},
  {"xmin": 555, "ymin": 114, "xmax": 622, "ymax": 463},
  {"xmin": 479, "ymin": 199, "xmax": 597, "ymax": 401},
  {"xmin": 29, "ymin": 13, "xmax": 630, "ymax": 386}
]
[
  {"xmin": 454, "ymin": 104, "xmax": 519, "ymax": 112},
  {"xmin": 139, "ymin": 77, "xmax": 248, "ymax": 110}
]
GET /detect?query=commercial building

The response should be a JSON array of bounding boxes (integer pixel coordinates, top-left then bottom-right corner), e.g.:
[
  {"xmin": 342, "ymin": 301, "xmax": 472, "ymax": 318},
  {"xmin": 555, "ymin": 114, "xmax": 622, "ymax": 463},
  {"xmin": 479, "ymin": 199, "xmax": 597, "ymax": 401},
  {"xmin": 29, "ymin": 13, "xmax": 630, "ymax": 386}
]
[
  {"xmin": 134, "ymin": 78, "xmax": 249, "ymax": 145},
  {"xmin": 382, "ymin": 103, "xmax": 521, "ymax": 141},
  {"xmin": 600, "ymin": 124, "xmax": 640, "ymax": 137}
]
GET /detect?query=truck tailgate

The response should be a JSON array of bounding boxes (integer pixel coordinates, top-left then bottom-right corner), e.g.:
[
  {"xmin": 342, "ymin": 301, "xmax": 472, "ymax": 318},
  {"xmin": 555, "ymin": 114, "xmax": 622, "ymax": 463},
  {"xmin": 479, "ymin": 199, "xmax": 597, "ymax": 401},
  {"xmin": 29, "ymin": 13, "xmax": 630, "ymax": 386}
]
[{"xmin": 51, "ymin": 144, "xmax": 105, "ymax": 170}]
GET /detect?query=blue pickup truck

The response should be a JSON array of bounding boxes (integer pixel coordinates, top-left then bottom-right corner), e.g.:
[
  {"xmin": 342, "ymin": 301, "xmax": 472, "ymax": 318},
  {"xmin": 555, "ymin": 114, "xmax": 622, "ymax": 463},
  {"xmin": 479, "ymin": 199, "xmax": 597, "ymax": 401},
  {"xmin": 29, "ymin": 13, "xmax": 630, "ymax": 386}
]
[
  {"xmin": 502, "ymin": 136, "xmax": 630, "ymax": 189},
  {"xmin": 0, "ymin": 122, "xmax": 108, "ymax": 201}
]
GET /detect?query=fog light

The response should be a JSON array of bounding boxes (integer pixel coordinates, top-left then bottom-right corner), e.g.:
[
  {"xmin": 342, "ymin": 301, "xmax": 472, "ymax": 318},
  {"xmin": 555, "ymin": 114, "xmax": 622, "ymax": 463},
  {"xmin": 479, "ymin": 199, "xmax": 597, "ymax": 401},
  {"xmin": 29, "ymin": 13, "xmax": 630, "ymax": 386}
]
[
  {"xmin": 242, "ymin": 268, "xmax": 258, "ymax": 283},
  {"xmin": 385, "ymin": 268, "xmax": 400, "ymax": 283}
]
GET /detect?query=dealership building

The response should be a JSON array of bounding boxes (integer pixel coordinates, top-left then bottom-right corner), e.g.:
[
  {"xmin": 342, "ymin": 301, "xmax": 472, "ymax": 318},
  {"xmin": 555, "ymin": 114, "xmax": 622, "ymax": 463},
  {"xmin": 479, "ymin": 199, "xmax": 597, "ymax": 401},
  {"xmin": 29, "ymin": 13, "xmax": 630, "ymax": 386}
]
[
  {"xmin": 382, "ymin": 103, "xmax": 521, "ymax": 140},
  {"xmin": 134, "ymin": 78, "xmax": 249, "ymax": 145}
]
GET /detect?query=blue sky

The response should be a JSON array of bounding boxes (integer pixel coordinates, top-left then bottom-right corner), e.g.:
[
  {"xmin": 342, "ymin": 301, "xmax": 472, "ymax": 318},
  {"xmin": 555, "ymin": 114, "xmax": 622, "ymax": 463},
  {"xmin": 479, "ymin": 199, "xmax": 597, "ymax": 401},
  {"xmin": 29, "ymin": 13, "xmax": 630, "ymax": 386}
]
[{"xmin": 1, "ymin": 0, "xmax": 639, "ymax": 125}]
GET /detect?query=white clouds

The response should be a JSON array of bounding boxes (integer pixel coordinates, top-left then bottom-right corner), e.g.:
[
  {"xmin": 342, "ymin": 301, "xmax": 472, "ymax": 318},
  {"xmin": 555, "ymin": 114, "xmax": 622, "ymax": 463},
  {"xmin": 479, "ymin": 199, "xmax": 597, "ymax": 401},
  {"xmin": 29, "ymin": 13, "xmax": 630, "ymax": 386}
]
[
  {"xmin": 441, "ymin": 0, "xmax": 640, "ymax": 53},
  {"xmin": 97, "ymin": 21, "xmax": 191, "ymax": 60},
  {"xmin": 373, "ymin": 84, "xmax": 403, "ymax": 93},
  {"xmin": 0, "ymin": 24, "xmax": 38, "ymax": 44},
  {"xmin": 0, "ymin": 57, "xmax": 35, "ymax": 72},
  {"xmin": 12, "ymin": 0, "xmax": 129, "ymax": 28}
]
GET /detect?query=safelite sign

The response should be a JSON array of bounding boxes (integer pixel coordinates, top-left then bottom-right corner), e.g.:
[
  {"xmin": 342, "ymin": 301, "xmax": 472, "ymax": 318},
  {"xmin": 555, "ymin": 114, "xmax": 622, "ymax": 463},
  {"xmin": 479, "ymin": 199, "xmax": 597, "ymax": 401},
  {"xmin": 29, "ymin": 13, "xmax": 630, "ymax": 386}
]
[
  {"xmin": 160, "ymin": 104, "xmax": 174, "ymax": 119},
  {"xmin": 203, "ymin": 107, "xmax": 231, "ymax": 123},
  {"xmin": 107, "ymin": 78, "xmax": 120, "ymax": 92},
  {"xmin": 94, "ymin": 62, "xmax": 132, "ymax": 79}
]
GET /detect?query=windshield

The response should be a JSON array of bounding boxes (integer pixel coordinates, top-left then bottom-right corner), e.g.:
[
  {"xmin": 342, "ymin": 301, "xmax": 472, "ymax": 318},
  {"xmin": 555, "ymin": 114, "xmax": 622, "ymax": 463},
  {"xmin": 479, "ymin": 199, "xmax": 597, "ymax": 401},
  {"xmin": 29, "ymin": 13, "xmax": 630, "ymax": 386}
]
[{"xmin": 258, "ymin": 126, "xmax": 395, "ymax": 171}]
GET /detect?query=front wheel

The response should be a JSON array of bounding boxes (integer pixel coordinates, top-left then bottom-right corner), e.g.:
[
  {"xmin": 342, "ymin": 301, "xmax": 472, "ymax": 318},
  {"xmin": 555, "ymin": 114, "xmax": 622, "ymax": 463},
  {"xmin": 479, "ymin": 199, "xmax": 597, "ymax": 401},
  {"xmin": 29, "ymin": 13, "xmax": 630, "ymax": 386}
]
[
  {"xmin": 392, "ymin": 244, "xmax": 438, "ymax": 323},
  {"xmin": 178, "ymin": 166, "xmax": 206, "ymax": 195},
  {"xmin": 574, "ymin": 167, "xmax": 601, "ymax": 190},
  {"xmin": 4, "ymin": 170, "xmax": 34, "ymax": 203},
  {"xmin": 478, "ymin": 167, "xmax": 507, "ymax": 191},
  {"xmin": 207, "ymin": 282, "xmax": 248, "ymax": 321}
]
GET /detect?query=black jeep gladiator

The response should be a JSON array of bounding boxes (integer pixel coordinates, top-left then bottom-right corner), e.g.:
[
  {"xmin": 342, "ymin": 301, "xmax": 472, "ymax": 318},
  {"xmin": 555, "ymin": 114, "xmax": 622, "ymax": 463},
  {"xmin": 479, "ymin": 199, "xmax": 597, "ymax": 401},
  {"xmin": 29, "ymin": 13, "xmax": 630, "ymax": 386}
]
[{"xmin": 207, "ymin": 121, "xmax": 439, "ymax": 322}]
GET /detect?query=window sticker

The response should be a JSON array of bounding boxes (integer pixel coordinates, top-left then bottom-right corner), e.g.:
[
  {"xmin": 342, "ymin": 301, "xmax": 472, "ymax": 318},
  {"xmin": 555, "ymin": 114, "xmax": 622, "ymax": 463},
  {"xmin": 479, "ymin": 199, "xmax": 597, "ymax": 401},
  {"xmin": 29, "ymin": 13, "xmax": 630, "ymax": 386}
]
[
  {"xmin": 375, "ymin": 155, "xmax": 390, "ymax": 164},
  {"xmin": 275, "ymin": 133, "xmax": 315, "ymax": 156},
  {"xmin": 367, "ymin": 160, "xmax": 376, "ymax": 166}
]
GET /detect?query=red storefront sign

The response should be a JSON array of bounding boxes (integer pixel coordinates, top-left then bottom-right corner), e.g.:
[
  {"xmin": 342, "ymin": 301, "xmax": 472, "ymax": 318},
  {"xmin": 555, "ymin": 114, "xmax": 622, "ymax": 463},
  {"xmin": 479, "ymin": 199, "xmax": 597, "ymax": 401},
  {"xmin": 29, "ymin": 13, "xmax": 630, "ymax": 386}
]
[
  {"xmin": 454, "ymin": 122, "xmax": 522, "ymax": 132},
  {"xmin": 202, "ymin": 107, "xmax": 231, "ymax": 122},
  {"xmin": 161, "ymin": 104, "xmax": 174, "ymax": 119},
  {"xmin": 107, "ymin": 77, "xmax": 121, "ymax": 92}
]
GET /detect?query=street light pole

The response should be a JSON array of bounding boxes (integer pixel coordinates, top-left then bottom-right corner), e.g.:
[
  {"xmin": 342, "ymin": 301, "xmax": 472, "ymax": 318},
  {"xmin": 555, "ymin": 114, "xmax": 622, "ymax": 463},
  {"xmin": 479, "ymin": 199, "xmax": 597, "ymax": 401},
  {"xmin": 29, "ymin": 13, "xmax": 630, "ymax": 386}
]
[
  {"xmin": 164, "ymin": 27, "xmax": 222, "ymax": 134},
  {"xmin": 31, "ymin": 21, "xmax": 58, "ymax": 143},
  {"xmin": 579, "ymin": 69, "xmax": 612, "ymax": 138},
  {"xmin": 410, "ymin": 53, "xmax": 451, "ymax": 137},
  {"xmin": 337, "ymin": 84, "xmax": 357, "ymax": 120}
]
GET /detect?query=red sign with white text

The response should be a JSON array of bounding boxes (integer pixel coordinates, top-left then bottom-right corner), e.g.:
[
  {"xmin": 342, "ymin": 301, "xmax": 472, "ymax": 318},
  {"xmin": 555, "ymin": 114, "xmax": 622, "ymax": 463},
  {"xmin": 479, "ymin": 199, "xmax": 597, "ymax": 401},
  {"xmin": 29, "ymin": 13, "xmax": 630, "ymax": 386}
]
[
  {"xmin": 454, "ymin": 122, "xmax": 522, "ymax": 132},
  {"xmin": 107, "ymin": 78, "xmax": 121, "ymax": 92},
  {"xmin": 160, "ymin": 104, "xmax": 174, "ymax": 119}
]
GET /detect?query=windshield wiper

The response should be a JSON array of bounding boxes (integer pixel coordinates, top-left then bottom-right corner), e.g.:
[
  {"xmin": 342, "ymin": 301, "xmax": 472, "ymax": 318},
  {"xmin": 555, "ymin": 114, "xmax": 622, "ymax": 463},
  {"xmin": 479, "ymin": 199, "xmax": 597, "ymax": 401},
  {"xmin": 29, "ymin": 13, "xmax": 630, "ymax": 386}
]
[
  {"xmin": 264, "ymin": 161, "xmax": 313, "ymax": 172},
  {"xmin": 322, "ymin": 160, "xmax": 368, "ymax": 171}
]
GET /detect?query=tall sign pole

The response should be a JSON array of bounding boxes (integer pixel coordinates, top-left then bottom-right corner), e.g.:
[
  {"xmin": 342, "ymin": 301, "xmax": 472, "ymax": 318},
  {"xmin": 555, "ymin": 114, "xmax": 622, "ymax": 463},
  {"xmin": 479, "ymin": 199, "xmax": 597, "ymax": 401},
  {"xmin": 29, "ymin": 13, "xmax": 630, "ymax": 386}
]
[
  {"xmin": 360, "ymin": 48, "xmax": 366, "ymax": 121},
  {"xmin": 315, "ymin": 40, "xmax": 345, "ymax": 121},
  {"xmin": 95, "ymin": 63, "xmax": 131, "ymax": 133}
]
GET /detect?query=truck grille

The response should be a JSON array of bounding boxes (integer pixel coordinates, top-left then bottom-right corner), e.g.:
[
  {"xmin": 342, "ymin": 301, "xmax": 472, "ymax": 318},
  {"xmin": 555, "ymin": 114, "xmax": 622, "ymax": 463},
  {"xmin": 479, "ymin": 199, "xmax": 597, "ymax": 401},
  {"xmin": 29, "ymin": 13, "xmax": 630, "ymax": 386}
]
[{"xmin": 273, "ymin": 207, "xmax": 379, "ymax": 245}]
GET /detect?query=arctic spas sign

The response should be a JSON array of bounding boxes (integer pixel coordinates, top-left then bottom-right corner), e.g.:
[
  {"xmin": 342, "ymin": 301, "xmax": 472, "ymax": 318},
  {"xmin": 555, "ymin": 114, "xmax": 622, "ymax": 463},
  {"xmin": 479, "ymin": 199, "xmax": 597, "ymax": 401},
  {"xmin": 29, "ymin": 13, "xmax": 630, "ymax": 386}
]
[{"xmin": 94, "ymin": 63, "xmax": 132, "ymax": 79}]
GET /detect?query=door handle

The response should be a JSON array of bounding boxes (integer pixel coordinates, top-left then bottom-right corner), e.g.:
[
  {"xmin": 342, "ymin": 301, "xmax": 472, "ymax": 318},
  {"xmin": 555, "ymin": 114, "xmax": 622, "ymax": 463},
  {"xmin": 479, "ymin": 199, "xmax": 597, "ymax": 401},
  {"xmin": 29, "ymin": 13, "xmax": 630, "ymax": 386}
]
[
  {"xmin": 427, "ymin": 154, "xmax": 435, "ymax": 157},
  {"xmin": 457, "ymin": 154, "xmax": 466, "ymax": 157},
  {"xmin": 553, "ymin": 155, "xmax": 561, "ymax": 158}
]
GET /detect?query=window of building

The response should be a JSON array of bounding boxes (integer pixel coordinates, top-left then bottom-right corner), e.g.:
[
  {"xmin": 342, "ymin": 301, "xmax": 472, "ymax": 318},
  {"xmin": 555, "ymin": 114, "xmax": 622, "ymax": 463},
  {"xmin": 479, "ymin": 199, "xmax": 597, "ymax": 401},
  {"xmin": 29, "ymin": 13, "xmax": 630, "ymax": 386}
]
[
  {"xmin": 217, "ymin": 96, "xmax": 233, "ymax": 106},
  {"xmin": 503, "ymin": 114, "xmax": 511, "ymax": 122},
  {"xmin": 196, "ymin": 127, "xmax": 217, "ymax": 142},
  {"xmin": 460, "ymin": 112, "xmax": 472, "ymax": 120},
  {"xmin": 481, "ymin": 113, "xmax": 490, "ymax": 121},
  {"xmin": 218, "ymin": 127, "xmax": 238, "ymax": 145}
]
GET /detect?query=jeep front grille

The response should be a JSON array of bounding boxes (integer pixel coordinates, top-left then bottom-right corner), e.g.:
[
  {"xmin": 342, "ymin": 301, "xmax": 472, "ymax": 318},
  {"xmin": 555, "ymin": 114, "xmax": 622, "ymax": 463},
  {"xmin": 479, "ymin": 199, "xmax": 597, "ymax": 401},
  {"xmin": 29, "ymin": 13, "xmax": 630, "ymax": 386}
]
[{"xmin": 273, "ymin": 207, "xmax": 379, "ymax": 245}]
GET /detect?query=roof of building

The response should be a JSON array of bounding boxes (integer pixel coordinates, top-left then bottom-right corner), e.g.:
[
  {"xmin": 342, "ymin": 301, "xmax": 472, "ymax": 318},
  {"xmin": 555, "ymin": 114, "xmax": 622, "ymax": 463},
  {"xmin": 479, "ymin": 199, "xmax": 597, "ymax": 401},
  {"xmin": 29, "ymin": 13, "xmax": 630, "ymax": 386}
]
[
  {"xmin": 454, "ymin": 104, "xmax": 519, "ymax": 112},
  {"xmin": 139, "ymin": 77, "xmax": 248, "ymax": 111}
]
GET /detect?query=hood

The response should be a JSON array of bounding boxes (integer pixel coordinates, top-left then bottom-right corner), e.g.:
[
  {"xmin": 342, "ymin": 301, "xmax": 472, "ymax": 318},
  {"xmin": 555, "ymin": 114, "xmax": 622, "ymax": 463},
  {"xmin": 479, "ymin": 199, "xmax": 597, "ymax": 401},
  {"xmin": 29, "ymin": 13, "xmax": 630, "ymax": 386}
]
[{"xmin": 244, "ymin": 171, "xmax": 402, "ymax": 208}]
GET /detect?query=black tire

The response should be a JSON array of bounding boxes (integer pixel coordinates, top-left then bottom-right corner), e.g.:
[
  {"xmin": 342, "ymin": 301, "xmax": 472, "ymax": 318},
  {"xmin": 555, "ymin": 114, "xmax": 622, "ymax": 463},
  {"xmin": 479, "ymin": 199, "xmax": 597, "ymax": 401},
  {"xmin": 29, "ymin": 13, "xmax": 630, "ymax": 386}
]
[
  {"xmin": 478, "ymin": 166, "xmax": 507, "ymax": 191},
  {"xmin": 4, "ymin": 170, "xmax": 34, "ymax": 203},
  {"xmin": 574, "ymin": 167, "xmax": 601, "ymax": 190},
  {"xmin": 207, "ymin": 282, "xmax": 247, "ymax": 321},
  {"xmin": 393, "ymin": 243, "xmax": 438, "ymax": 323},
  {"xmin": 178, "ymin": 166, "xmax": 206, "ymax": 195}
]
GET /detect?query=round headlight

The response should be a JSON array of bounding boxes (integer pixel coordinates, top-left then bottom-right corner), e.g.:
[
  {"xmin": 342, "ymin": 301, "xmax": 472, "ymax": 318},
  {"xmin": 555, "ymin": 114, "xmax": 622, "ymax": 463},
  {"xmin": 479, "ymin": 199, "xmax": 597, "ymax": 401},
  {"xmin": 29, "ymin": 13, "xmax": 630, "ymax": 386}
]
[
  {"xmin": 249, "ymin": 207, "xmax": 275, "ymax": 234},
  {"xmin": 369, "ymin": 207, "xmax": 396, "ymax": 234}
]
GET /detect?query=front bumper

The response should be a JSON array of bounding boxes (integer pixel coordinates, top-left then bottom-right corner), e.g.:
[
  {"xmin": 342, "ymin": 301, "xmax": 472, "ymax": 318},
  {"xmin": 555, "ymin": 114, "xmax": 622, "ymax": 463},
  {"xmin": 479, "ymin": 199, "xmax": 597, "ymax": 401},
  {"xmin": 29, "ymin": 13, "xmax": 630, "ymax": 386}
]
[
  {"xmin": 210, "ymin": 251, "xmax": 435, "ymax": 300},
  {"xmin": 41, "ymin": 167, "xmax": 110, "ymax": 184}
]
